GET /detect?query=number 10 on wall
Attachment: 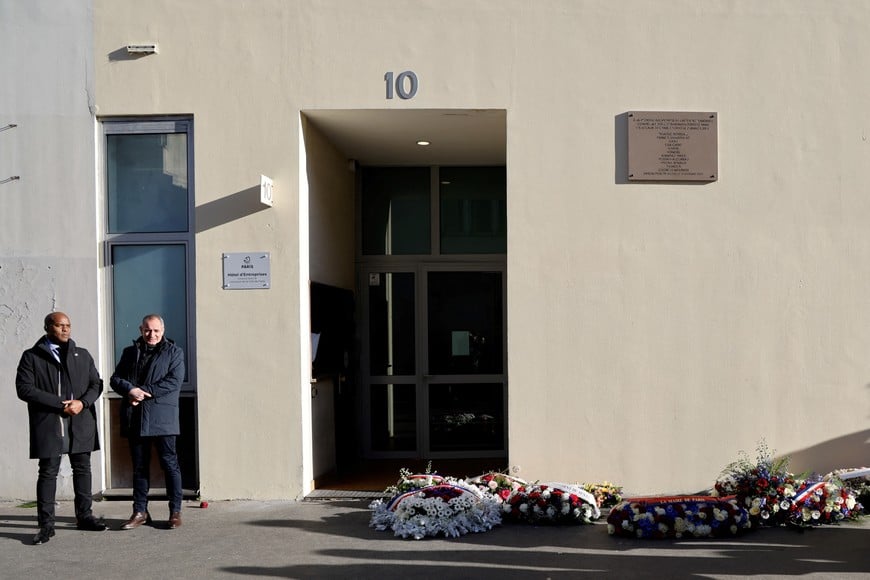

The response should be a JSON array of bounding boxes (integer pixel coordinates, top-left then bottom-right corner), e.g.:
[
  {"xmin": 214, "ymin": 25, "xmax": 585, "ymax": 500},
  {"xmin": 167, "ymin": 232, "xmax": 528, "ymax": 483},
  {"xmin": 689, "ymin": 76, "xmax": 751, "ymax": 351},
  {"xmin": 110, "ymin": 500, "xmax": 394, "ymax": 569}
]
[{"xmin": 385, "ymin": 71, "xmax": 418, "ymax": 99}]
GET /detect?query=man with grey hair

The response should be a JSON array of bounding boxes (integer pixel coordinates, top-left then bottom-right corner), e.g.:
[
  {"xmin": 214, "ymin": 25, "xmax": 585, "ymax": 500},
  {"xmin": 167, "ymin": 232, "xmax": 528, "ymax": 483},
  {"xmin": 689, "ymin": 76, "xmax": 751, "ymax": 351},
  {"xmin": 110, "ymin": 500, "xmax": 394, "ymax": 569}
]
[{"xmin": 110, "ymin": 314, "xmax": 185, "ymax": 530}]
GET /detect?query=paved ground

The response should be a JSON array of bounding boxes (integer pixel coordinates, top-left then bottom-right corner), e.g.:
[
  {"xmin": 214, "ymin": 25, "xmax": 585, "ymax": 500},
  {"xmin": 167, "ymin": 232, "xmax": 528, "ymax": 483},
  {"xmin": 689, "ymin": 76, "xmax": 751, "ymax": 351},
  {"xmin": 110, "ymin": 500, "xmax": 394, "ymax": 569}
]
[{"xmin": 0, "ymin": 498, "xmax": 868, "ymax": 579}]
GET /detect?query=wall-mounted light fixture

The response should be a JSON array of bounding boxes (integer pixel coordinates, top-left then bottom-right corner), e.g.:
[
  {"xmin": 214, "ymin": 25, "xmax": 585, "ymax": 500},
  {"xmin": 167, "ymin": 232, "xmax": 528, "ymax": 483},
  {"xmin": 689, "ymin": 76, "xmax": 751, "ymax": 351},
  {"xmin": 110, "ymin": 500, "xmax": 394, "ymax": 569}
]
[{"xmin": 126, "ymin": 44, "xmax": 159, "ymax": 55}]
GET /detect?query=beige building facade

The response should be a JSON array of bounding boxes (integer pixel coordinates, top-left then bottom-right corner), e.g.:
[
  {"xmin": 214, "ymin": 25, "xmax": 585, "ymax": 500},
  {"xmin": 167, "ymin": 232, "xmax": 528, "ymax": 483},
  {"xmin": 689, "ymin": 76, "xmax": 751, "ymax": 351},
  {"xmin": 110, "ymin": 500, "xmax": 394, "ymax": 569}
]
[{"xmin": 2, "ymin": 0, "xmax": 868, "ymax": 501}]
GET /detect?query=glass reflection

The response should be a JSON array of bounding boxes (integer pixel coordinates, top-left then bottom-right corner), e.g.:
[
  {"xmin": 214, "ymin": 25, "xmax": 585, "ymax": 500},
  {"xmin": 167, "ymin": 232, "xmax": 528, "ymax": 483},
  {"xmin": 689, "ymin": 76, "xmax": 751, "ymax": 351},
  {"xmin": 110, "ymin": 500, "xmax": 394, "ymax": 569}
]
[
  {"xmin": 111, "ymin": 244, "xmax": 188, "ymax": 381},
  {"xmin": 440, "ymin": 167, "xmax": 506, "ymax": 254},
  {"xmin": 428, "ymin": 383, "xmax": 504, "ymax": 452},
  {"xmin": 371, "ymin": 384, "xmax": 416, "ymax": 451},
  {"xmin": 368, "ymin": 272, "xmax": 415, "ymax": 376},
  {"xmin": 107, "ymin": 133, "xmax": 188, "ymax": 233},
  {"xmin": 361, "ymin": 167, "xmax": 430, "ymax": 255},
  {"xmin": 428, "ymin": 271, "xmax": 503, "ymax": 375}
]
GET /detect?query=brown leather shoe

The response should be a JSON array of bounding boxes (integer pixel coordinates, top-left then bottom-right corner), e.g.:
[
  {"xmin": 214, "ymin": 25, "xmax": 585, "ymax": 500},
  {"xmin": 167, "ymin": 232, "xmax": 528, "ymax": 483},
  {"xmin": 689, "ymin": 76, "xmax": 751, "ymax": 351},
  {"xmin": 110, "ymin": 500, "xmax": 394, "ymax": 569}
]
[
  {"xmin": 168, "ymin": 512, "xmax": 182, "ymax": 529},
  {"xmin": 120, "ymin": 511, "xmax": 150, "ymax": 530}
]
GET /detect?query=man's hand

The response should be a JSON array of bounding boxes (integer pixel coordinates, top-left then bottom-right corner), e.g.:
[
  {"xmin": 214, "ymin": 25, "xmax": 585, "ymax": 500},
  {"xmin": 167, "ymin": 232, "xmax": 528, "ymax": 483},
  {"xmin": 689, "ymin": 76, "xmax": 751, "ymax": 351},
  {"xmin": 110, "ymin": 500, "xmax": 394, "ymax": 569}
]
[
  {"xmin": 62, "ymin": 400, "xmax": 83, "ymax": 416},
  {"xmin": 128, "ymin": 387, "xmax": 152, "ymax": 407}
]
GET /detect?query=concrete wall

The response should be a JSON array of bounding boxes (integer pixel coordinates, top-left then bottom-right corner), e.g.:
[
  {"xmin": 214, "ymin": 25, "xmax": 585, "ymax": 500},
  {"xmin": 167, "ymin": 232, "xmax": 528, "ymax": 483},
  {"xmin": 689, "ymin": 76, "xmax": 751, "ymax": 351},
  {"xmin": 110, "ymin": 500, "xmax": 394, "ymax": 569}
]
[
  {"xmin": 303, "ymin": 117, "xmax": 355, "ymax": 291},
  {"xmin": 302, "ymin": 118, "xmax": 353, "ymax": 484},
  {"xmin": 0, "ymin": 0, "xmax": 101, "ymax": 500},
  {"xmin": 504, "ymin": 0, "xmax": 870, "ymax": 493},
  {"xmin": 87, "ymin": 0, "xmax": 870, "ymax": 498}
]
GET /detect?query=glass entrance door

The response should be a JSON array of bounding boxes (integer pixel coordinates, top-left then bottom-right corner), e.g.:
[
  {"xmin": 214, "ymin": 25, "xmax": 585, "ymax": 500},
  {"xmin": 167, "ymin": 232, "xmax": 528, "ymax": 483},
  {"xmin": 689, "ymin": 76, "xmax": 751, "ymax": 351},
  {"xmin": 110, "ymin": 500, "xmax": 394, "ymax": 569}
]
[
  {"xmin": 362, "ymin": 266, "xmax": 506, "ymax": 458},
  {"xmin": 357, "ymin": 164, "xmax": 507, "ymax": 460}
]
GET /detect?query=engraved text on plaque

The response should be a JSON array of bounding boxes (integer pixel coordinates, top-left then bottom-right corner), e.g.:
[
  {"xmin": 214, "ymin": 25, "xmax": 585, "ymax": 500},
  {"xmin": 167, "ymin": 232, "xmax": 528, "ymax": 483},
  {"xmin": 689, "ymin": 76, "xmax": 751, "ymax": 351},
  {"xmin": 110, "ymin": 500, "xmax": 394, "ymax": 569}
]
[{"xmin": 628, "ymin": 111, "xmax": 717, "ymax": 181}]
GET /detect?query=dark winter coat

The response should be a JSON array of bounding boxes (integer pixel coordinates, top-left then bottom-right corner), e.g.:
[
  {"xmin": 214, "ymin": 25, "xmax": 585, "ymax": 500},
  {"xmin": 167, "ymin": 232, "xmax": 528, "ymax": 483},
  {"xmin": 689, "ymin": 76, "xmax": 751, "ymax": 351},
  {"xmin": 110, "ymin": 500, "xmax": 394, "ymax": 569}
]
[
  {"xmin": 110, "ymin": 338, "xmax": 185, "ymax": 437},
  {"xmin": 16, "ymin": 338, "xmax": 103, "ymax": 459}
]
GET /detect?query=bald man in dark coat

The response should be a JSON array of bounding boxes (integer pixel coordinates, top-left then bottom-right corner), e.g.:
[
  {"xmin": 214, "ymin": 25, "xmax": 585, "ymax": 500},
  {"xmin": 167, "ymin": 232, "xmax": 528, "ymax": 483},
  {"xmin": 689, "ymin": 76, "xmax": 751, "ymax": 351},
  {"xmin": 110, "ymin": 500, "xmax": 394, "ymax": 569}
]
[{"xmin": 16, "ymin": 312, "xmax": 107, "ymax": 544}]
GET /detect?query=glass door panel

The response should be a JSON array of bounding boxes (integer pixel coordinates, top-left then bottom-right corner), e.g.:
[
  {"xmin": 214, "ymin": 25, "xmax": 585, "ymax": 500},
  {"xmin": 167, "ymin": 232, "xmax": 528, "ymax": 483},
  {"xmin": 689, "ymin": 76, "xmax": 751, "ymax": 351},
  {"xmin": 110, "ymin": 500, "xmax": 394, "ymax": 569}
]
[
  {"xmin": 439, "ymin": 166, "xmax": 506, "ymax": 254},
  {"xmin": 362, "ymin": 265, "xmax": 508, "ymax": 460},
  {"xmin": 362, "ymin": 268, "xmax": 507, "ymax": 458},
  {"xmin": 363, "ymin": 270, "xmax": 418, "ymax": 456},
  {"xmin": 370, "ymin": 383, "xmax": 417, "ymax": 452},
  {"xmin": 427, "ymin": 271, "xmax": 503, "ymax": 375},
  {"xmin": 361, "ymin": 167, "xmax": 430, "ymax": 255},
  {"xmin": 367, "ymin": 272, "xmax": 415, "ymax": 376},
  {"xmin": 428, "ymin": 383, "xmax": 504, "ymax": 452},
  {"xmin": 424, "ymin": 270, "xmax": 506, "ymax": 455}
]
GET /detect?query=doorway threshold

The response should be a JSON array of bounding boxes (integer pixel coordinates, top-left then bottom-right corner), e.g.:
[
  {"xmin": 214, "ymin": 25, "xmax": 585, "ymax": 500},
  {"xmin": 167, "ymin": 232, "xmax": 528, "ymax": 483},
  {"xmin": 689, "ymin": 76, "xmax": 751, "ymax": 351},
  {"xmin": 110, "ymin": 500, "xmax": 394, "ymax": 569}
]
[
  {"xmin": 304, "ymin": 489, "xmax": 386, "ymax": 500},
  {"xmin": 98, "ymin": 488, "xmax": 199, "ymax": 501},
  {"xmin": 313, "ymin": 457, "xmax": 508, "ymax": 495}
]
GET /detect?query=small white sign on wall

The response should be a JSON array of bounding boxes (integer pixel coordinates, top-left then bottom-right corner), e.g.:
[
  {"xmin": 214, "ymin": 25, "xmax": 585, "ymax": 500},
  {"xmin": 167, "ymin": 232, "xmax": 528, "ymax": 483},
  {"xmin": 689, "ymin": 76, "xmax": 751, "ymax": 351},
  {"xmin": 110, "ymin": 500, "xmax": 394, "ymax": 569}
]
[
  {"xmin": 223, "ymin": 252, "xmax": 271, "ymax": 289},
  {"xmin": 260, "ymin": 175, "xmax": 274, "ymax": 206}
]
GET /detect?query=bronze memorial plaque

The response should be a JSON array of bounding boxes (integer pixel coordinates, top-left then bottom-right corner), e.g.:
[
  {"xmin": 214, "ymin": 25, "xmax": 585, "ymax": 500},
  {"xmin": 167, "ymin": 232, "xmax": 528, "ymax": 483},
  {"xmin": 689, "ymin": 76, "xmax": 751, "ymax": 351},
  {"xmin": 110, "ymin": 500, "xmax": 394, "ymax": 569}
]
[{"xmin": 628, "ymin": 111, "xmax": 717, "ymax": 181}]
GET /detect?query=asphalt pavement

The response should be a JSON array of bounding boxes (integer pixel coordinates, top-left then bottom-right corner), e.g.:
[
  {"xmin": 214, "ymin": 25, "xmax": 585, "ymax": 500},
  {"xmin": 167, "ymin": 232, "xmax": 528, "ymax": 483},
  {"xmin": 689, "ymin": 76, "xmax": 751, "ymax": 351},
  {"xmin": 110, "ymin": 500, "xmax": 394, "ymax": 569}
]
[{"xmin": 0, "ymin": 497, "xmax": 868, "ymax": 579}]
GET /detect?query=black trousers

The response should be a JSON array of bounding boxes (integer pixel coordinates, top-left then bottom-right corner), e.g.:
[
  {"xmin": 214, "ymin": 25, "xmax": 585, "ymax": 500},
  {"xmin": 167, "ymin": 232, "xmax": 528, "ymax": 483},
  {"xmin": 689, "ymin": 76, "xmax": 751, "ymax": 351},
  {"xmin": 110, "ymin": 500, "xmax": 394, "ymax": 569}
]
[{"xmin": 36, "ymin": 453, "xmax": 93, "ymax": 527}]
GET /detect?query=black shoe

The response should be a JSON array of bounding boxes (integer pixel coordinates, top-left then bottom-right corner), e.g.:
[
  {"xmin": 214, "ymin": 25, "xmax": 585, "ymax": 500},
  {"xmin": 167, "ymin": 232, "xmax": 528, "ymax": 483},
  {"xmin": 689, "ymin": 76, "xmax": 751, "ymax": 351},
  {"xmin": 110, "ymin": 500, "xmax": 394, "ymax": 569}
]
[
  {"xmin": 76, "ymin": 515, "xmax": 107, "ymax": 532},
  {"xmin": 33, "ymin": 527, "xmax": 55, "ymax": 545}
]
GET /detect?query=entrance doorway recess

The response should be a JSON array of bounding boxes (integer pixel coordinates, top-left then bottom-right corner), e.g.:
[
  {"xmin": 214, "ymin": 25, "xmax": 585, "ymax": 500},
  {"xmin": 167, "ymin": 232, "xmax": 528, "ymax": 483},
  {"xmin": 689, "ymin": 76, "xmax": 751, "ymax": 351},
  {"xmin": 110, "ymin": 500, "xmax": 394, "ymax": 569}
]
[
  {"xmin": 304, "ymin": 111, "xmax": 507, "ymax": 490},
  {"xmin": 356, "ymin": 165, "xmax": 507, "ymax": 471}
]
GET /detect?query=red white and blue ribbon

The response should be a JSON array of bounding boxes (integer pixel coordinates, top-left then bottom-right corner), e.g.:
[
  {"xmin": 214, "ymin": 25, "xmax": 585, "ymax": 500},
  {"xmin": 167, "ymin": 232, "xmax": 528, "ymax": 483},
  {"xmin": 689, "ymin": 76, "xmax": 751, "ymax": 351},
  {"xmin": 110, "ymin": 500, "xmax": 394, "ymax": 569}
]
[{"xmin": 791, "ymin": 481, "xmax": 826, "ymax": 505}]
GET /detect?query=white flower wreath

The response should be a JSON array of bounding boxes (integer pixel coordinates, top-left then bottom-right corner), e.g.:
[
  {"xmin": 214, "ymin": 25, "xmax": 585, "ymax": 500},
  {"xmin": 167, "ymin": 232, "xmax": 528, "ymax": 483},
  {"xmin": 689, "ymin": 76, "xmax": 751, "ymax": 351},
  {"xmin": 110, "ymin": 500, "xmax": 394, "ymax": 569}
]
[{"xmin": 370, "ymin": 481, "xmax": 503, "ymax": 539}]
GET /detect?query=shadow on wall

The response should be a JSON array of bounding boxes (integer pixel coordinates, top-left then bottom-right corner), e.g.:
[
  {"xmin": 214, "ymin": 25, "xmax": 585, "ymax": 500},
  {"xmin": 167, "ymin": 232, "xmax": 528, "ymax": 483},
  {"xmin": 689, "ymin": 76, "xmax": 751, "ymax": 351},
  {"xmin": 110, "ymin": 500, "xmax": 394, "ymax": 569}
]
[
  {"xmin": 784, "ymin": 429, "xmax": 870, "ymax": 475},
  {"xmin": 108, "ymin": 47, "xmax": 156, "ymax": 62},
  {"xmin": 195, "ymin": 186, "xmax": 268, "ymax": 233}
]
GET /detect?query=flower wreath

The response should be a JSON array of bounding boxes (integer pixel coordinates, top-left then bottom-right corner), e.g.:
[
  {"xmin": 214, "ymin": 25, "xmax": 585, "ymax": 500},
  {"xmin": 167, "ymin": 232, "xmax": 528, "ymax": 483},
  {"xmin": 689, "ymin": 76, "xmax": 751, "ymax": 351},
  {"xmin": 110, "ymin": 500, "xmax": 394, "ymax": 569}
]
[
  {"xmin": 826, "ymin": 467, "xmax": 869, "ymax": 515},
  {"xmin": 785, "ymin": 478, "xmax": 863, "ymax": 527},
  {"xmin": 712, "ymin": 442, "xmax": 799, "ymax": 528},
  {"xmin": 369, "ymin": 477, "xmax": 502, "ymax": 539},
  {"xmin": 712, "ymin": 443, "xmax": 865, "ymax": 529},
  {"xmin": 607, "ymin": 495, "xmax": 751, "ymax": 539},
  {"xmin": 502, "ymin": 482, "xmax": 601, "ymax": 525},
  {"xmin": 366, "ymin": 453, "xmax": 865, "ymax": 541},
  {"xmin": 465, "ymin": 472, "xmax": 528, "ymax": 502}
]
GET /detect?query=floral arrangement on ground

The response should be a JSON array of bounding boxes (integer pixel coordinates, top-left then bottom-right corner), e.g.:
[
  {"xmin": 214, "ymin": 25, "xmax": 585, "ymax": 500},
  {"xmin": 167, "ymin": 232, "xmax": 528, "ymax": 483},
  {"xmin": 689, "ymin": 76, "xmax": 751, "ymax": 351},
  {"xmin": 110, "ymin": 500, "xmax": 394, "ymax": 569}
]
[
  {"xmin": 368, "ymin": 445, "xmax": 865, "ymax": 540},
  {"xmin": 369, "ymin": 466, "xmax": 621, "ymax": 539},
  {"xmin": 827, "ymin": 467, "xmax": 870, "ymax": 510},
  {"xmin": 500, "ymin": 482, "xmax": 601, "ymax": 525},
  {"xmin": 368, "ymin": 467, "xmax": 503, "ymax": 539},
  {"xmin": 710, "ymin": 442, "xmax": 865, "ymax": 530},
  {"xmin": 606, "ymin": 495, "xmax": 751, "ymax": 539}
]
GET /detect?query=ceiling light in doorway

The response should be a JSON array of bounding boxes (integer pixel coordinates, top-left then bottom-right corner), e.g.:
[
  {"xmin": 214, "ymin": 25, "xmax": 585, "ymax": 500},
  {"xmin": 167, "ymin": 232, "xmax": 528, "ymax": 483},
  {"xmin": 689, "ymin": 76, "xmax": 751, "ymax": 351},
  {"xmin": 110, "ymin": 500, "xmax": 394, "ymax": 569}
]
[{"xmin": 416, "ymin": 140, "xmax": 430, "ymax": 146}]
